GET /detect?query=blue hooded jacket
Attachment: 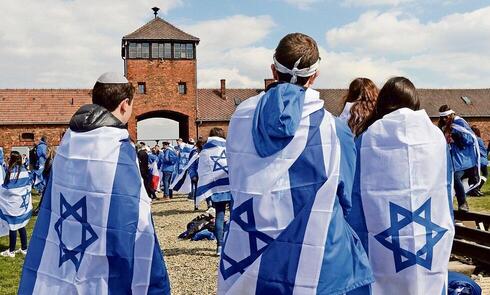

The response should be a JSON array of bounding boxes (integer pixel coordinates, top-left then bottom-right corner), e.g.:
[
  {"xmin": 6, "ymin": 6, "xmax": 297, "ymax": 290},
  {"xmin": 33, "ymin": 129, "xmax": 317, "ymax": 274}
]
[
  {"xmin": 159, "ymin": 148, "xmax": 177, "ymax": 173},
  {"xmin": 477, "ymin": 137, "xmax": 488, "ymax": 166},
  {"xmin": 450, "ymin": 117, "xmax": 478, "ymax": 171}
]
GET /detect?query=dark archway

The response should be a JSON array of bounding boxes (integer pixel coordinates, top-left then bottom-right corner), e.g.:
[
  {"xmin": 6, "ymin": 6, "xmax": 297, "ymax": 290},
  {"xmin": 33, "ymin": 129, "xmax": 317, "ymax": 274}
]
[{"xmin": 136, "ymin": 110, "xmax": 189, "ymax": 144}]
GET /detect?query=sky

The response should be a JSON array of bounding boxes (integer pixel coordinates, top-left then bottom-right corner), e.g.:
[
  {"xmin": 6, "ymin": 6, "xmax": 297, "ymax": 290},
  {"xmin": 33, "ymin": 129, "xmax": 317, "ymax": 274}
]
[{"xmin": 1, "ymin": 0, "xmax": 490, "ymax": 90}]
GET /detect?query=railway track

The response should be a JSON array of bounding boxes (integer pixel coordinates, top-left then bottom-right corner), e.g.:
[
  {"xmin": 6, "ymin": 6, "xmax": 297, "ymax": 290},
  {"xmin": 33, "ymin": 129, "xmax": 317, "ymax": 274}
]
[{"xmin": 453, "ymin": 210, "xmax": 490, "ymax": 266}]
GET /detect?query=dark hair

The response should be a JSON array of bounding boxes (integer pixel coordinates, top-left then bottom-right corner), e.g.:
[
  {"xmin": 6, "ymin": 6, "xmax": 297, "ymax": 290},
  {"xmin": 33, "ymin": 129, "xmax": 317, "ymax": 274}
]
[
  {"xmin": 471, "ymin": 126, "xmax": 481, "ymax": 137},
  {"xmin": 40, "ymin": 136, "xmax": 47, "ymax": 142},
  {"xmin": 362, "ymin": 77, "xmax": 419, "ymax": 133},
  {"xmin": 274, "ymin": 33, "xmax": 320, "ymax": 86},
  {"xmin": 209, "ymin": 127, "xmax": 225, "ymax": 139},
  {"xmin": 92, "ymin": 82, "xmax": 134, "ymax": 112},
  {"xmin": 195, "ymin": 137, "xmax": 207, "ymax": 152},
  {"xmin": 345, "ymin": 78, "xmax": 379, "ymax": 136},
  {"xmin": 437, "ymin": 104, "xmax": 454, "ymax": 129},
  {"xmin": 4, "ymin": 151, "xmax": 23, "ymax": 184}
]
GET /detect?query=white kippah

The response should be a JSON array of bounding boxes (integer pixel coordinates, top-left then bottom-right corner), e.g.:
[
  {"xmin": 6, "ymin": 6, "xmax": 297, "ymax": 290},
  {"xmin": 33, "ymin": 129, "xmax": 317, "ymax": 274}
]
[
  {"xmin": 439, "ymin": 110, "xmax": 455, "ymax": 117},
  {"xmin": 96, "ymin": 72, "xmax": 129, "ymax": 84}
]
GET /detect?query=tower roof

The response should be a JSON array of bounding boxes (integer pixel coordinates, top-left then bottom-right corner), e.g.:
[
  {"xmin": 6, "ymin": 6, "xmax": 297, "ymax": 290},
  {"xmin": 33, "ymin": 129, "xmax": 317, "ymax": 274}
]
[{"xmin": 123, "ymin": 17, "xmax": 199, "ymax": 43}]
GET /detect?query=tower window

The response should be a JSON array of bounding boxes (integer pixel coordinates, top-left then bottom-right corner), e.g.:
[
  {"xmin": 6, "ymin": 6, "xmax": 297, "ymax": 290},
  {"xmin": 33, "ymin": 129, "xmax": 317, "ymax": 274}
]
[
  {"xmin": 174, "ymin": 44, "xmax": 182, "ymax": 59},
  {"xmin": 141, "ymin": 43, "xmax": 150, "ymax": 58},
  {"xmin": 178, "ymin": 82, "xmax": 187, "ymax": 95},
  {"xmin": 186, "ymin": 44, "xmax": 194, "ymax": 59},
  {"xmin": 138, "ymin": 82, "xmax": 146, "ymax": 94},
  {"xmin": 129, "ymin": 43, "xmax": 137, "ymax": 58},
  {"xmin": 164, "ymin": 43, "xmax": 172, "ymax": 58},
  {"xmin": 151, "ymin": 43, "xmax": 159, "ymax": 58}
]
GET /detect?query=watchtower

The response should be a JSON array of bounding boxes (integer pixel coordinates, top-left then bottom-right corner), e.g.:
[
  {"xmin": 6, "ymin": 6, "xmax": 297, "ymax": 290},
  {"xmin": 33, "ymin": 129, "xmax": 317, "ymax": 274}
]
[{"xmin": 122, "ymin": 8, "xmax": 200, "ymax": 142}]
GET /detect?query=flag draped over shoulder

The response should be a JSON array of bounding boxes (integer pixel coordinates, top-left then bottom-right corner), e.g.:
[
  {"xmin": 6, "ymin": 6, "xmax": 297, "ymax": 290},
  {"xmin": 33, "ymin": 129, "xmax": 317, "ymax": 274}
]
[
  {"xmin": 150, "ymin": 160, "xmax": 160, "ymax": 190},
  {"xmin": 0, "ymin": 168, "xmax": 32, "ymax": 236},
  {"xmin": 219, "ymin": 84, "xmax": 373, "ymax": 295},
  {"xmin": 18, "ymin": 127, "xmax": 170, "ymax": 295},
  {"xmin": 171, "ymin": 152, "xmax": 198, "ymax": 194},
  {"xmin": 348, "ymin": 108, "xmax": 455, "ymax": 295},
  {"xmin": 195, "ymin": 137, "xmax": 229, "ymax": 204}
]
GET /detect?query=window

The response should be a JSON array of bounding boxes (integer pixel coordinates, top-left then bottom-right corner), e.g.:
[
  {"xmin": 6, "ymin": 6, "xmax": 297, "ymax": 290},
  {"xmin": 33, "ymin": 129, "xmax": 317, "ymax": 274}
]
[
  {"xmin": 151, "ymin": 43, "xmax": 159, "ymax": 58},
  {"xmin": 136, "ymin": 43, "xmax": 142, "ymax": 58},
  {"xmin": 174, "ymin": 44, "xmax": 181, "ymax": 59},
  {"xmin": 138, "ymin": 82, "xmax": 146, "ymax": 94},
  {"xmin": 186, "ymin": 44, "xmax": 194, "ymax": 59},
  {"xmin": 129, "ymin": 43, "xmax": 137, "ymax": 58},
  {"xmin": 164, "ymin": 43, "xmax": 171, "ymax": 58},
  {"xmin": 178, "ymin": 82, "xmax": 187, "ymax": 95},
  {"xmin": 20, "ymin": 132, "xmax": 35, "ymax": 141},
  {"xmin": 141, "ymin": 43, "xmax": 150, "ymax": 58}
]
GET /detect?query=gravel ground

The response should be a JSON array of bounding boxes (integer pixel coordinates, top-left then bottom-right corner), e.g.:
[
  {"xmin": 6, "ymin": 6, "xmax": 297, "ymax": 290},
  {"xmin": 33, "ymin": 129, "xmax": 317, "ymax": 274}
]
[{"xmin": 152, "ymin": 194, "xmax": 219, "ymax": 295}]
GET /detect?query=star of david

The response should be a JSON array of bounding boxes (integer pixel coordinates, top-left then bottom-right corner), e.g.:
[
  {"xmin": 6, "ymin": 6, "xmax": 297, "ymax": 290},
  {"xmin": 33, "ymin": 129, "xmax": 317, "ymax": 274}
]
[
  {"xmin": 220, "ymin": 198, "xmax": 273, "ymax": 279},
  {"xmin": 54, "ymin": 193, "xmax": 98, "ymax": 271},
  {"xmin": 210, "ymin": 150, "xmax": 228, "ymax": 173},
  {"xmin": 19, "ymin": 189, "xmax": 30, "ymax": 212},
  {"xmin": 374, "ymin": 198, "xmax": 447, "ymax": 273}
]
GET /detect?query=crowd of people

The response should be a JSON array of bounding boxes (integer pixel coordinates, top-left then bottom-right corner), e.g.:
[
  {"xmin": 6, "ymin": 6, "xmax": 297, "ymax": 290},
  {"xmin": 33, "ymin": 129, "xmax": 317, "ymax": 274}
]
[{"xmin": 0, "ymin": 32, "xmax": 485, "ymax": 294}]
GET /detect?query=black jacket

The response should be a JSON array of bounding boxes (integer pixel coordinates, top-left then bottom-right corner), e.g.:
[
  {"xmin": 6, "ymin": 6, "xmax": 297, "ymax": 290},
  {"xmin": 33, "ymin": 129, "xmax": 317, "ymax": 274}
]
[{"xmin": 69, "ymin": 104, "xmax": 126, "ymax": 132}]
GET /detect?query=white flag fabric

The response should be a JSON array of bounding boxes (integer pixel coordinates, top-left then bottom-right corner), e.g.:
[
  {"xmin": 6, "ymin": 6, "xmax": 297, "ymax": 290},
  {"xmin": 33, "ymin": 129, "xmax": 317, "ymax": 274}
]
[
  {"xmin": 347, "ymin": 108, "xmax": 455, "ymax": 295},
  {"xmin": 18, "ymin": 127, "xmax": 170, "ymax": 295},
  {"xmin": 171, "ymin": 152, "xmax": 198, "ymax": 194},
  {"xmin": 219, "ymin": 86, "xmax": 373, "ymax": 295},
  {"xmin": 0, "ymin": 168, "xmax": 32, "ymax": 236},
  {"xmin": 195, "ymin": 137, "xmax": 230, "ymax": 204}
]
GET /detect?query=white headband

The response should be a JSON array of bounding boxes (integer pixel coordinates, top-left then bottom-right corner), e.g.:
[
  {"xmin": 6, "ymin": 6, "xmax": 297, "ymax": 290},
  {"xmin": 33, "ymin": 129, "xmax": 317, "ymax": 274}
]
[
  {"xmin": 273, "ymin": 56, "xmax": 320, "ymax": 84},
  {"xmin": 439, "ymin": 110, "xmax": 455, "ymax": 117}
]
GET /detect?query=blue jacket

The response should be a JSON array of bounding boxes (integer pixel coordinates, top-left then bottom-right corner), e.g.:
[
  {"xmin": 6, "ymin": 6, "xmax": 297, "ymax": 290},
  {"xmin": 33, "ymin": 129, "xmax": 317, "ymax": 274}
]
[
  {"xmin": 478, "ymin": 137, "xmax": 488, "ymax": 166},
  {"xmin": 449, "ymin": 118, "xmax": 478, "ymax": 172},
  {"xmin": 37, "ymin": 140, "xmax": 48, "ymax": 167},
  {"xmin": 159, "ymin": 149, "xmax": 177, "ymax": 173},
  {"xmin": 148, "ymin": 153, "xmax": 158, "ymax": 165}
]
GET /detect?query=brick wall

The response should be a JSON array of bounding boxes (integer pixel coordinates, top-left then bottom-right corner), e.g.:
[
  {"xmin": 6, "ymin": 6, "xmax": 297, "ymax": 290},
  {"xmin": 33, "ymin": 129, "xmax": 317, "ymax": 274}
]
[
  {"xmin": 0, "ymin": 124, "xmax": 68, "ymax": 154},
  {"xmin": 126, "ymin": 59, "xmax": 198, "ymax": 141},
  {"xmin": 197, "ymin": 121, "xmax": 230, "ymax": 139}
]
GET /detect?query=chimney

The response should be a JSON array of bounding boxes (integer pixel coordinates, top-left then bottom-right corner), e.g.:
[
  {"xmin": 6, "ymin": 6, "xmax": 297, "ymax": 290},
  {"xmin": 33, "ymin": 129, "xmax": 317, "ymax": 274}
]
[
  {"xmin": 220, "ymin": 79, "xmax": 226, "ymax": 99},
  {"xmin": 264, "ymin": 78, "xmax": 275, "ymax": 90}
]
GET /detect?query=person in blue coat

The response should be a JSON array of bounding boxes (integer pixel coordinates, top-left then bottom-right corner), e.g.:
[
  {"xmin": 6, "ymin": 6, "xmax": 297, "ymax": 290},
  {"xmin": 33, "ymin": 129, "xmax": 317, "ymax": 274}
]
[
  {"xmin": 159, "ymin": 142, "xmax": 177, "ymax": 200},
  {"xmin": 438, "ymin": 105, "xmax": 478, "ymax": 211},
  {"xmin": 469, "ymin": 126, "xmax": 488, "ymax": 196},
  {"xmin": 33, "ymin": 136, "xmax": 48, "ymax": 194}
]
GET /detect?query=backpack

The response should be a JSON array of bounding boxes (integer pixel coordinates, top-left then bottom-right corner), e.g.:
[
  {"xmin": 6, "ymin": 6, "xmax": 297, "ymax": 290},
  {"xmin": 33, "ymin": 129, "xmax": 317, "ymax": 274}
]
[{"xmin": 29, "ymin": 145, "xmax": 39, "ymax": 170}]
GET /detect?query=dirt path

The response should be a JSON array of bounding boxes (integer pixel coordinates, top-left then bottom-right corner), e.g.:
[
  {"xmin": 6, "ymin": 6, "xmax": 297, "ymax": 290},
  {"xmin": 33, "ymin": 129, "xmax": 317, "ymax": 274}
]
[{"xmin": 152, "ymin": 194, "xmax": 219, "ymax": 295}]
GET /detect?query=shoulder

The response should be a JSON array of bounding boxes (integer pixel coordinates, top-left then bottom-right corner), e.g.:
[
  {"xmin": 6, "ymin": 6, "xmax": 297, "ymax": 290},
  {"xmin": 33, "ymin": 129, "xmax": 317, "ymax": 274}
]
[{"xmin": 231, "ymin": 92, "xmax": 264, "ymax": 120}]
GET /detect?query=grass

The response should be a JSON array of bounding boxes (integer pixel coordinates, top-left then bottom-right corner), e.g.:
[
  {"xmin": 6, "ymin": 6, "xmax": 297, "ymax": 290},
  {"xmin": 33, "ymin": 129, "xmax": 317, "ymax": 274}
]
[{"xmin": 0, "ymin": 177, "xmax": 488, "ymax": 294}]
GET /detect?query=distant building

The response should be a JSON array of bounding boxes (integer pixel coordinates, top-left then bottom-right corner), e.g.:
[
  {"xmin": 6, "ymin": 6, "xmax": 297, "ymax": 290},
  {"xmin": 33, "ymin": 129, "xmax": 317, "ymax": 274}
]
[{"xmin": 1, "ymin": 14, "xmax": 490, "ymax": 153}]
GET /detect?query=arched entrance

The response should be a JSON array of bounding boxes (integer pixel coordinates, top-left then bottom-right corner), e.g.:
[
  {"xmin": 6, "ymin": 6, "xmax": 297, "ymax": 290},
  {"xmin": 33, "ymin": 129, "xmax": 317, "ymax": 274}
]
[{"xmin": 136, "ymin": 110, "xmax": 189, "ymax": 145}]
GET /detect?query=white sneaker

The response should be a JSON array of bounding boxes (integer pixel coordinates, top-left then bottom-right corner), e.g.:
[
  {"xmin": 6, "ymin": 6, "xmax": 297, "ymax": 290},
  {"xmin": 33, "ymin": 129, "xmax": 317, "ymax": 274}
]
[
  {"xmin": 14, "ymin": 248, "xmax": 27, "ymax": 255},
  {"xmin": 216, "ymin": 246, "xmax": 222, "ymax": 256},
  {"xmin": 0, "ymin": 249, "xmax": 15, "ymax": 258}
]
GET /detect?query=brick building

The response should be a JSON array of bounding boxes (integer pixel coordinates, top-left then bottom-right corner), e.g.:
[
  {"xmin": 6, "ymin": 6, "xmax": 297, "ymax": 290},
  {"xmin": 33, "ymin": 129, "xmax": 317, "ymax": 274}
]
[{"xmin": 1, "ymin": 16, "xmax": 490, "ymax": 154}]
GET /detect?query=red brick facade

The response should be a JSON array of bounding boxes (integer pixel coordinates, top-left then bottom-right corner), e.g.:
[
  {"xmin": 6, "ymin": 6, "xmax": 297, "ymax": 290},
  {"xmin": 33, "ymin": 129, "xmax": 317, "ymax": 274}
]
[
  {"xmin": 126, "ymin": 59, "xmax": 198, "ymax": 141},
  {"xmin": 0, "ymin": 125, "xmax": 67, "ymax": 154}
]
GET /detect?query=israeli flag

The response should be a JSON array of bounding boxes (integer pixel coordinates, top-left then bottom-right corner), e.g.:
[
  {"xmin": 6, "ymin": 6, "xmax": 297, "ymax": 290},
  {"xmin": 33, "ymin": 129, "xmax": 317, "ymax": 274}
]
[
  {"xmin": 348, "ymin": 108, "xmax": 455, "ymax": 295},
  {"xmin": 219, "ymin": 86, "xmax": 373, "ymax": 295},
  {"xmin": 18, "ymin": 127, "xmax": 170, "ymax": 295},
  {"xmin": 171, "ymin": 152, "xmax": 198, "ymax": 193},
  {"xmin": 195, "ymin": 137, "xmax": 229, "ymax": 204},
  {"xmin": 0, "ymin": 168, "xmax": 32, "ymax": 236}
]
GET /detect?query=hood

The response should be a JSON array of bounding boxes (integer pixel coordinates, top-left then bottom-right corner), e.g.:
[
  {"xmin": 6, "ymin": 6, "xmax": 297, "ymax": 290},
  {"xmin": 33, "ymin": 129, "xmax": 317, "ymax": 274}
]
[
  {"xmin": 69, "ymin": 104, "xmax": 126, "ymax": 132},
  {"xmin": 252, "ymin": 82, "xmax": 306, "ymax": 158}
]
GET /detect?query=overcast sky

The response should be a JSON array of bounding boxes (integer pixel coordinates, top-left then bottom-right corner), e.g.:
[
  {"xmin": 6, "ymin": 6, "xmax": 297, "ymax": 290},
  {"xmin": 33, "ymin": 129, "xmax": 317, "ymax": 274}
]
[{"xmin": 1, "ymin": 0, "xmax": 490, "ymax": 90}]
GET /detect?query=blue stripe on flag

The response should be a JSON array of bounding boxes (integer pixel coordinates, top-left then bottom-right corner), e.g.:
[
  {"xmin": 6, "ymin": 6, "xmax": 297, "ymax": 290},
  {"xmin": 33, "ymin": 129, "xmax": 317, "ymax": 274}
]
[
  {"xmin": 202, "ymin": 141, "xmax": 226, "ymax": 150},
  {"xmin": 255, "ymin": 109, "xmax": 325, "ymax": 294},
  {"xmin": 107, "ymin": 139, "xmax": 141, "ymax": 294},
  {"xmin": 147, "ymin": 231, "xmax": 171, "ymax": 295},
  {"xmin": 173, "ymin": 170, "xmax": 187, "ymax": 191},
  {"xmin": 18, "ymin": 173, "xmax": 54, "ymax": 294},
  {"xmin": 319, "ymin": 119, "xmax": 373, "ymax": 295},
  {"xmin": 0, "ymin": 209, "xmax": 32, "ymax": 224},
  {"xmin": 2, "ymin": 176, "xmax": 31, "ymax": 189},
  {"xmin": 196, "ymin": 177, "xmax": 230, "ymax": 197}
]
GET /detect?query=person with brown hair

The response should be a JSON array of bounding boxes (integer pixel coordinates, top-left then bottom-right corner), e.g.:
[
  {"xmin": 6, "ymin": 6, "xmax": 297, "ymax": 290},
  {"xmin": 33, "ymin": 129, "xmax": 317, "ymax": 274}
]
[
  {"xmin": 338, "ymin": 78, "xmax": 379, "ymax": 136},
  {"xmin": 347, "ymin": 77, "xmax": 454, "ymax": 294},
  {"xmin": 469, "ymin": 126, "xmax": 487, "ymax": 196},
  {"xmin": 220, "ymin": 33, "xmax": 373, "ymax": 294}
]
